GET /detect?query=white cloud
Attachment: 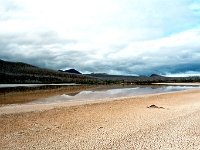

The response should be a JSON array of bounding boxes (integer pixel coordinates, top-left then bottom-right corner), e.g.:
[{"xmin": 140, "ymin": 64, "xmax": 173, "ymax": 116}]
[
  {"xmin": 0, "ymin": 0, "xmax": 200, "ymax": 75},
  {"xmin": 165, "ymin": 71, "xmax": 200, "ymax": 77}
]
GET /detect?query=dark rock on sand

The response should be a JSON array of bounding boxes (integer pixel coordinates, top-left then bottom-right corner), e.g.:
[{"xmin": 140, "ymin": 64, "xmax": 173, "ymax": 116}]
[{"xmin": 147, "ymin": 105, "xmax": 164, "ymax": 109}]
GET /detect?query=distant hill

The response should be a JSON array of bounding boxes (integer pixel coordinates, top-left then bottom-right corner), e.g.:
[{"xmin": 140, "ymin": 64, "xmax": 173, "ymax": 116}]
[
  {"xmin": 150, "ymin": 74, "xmax": 164, "ymax": 77},
  {"xmin": 0, "ymin": 59, "xmax": 98, "ymax": 84},
  {"xmin": 1, "ymin": 59, "xmax": 200, "ymax": 84},
  {"xmin": 85, "ymin": 73, "xmax": 147, "ymax": 84},
  {"xmin": 86, "ymin": 72, "xmax": 200, "ymax": 84},
  {"xmin": 58, "ymin": 69, "xmax": 82, "ymax": 74}
]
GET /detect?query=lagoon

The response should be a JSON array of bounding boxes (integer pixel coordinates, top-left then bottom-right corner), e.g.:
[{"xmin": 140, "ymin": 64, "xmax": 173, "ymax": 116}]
[{"xmin": 31, "ymin": 85, "xmax": 200, "ymax": 104}]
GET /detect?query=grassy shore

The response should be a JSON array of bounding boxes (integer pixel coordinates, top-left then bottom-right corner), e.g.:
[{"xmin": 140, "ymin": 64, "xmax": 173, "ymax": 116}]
[{"xmin": 1, "ymin": 89, "xmax": 200, "ymax": 149}]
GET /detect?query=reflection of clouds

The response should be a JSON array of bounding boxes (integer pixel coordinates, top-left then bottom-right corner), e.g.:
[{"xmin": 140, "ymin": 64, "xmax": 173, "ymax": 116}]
[
  {"xmin": 78, "ymin": 91, "xmax": 93, "ymax": 95},
  {"xmin": 106, "ymin": 88, "xmax": 139, "ymax": 95},
  {"xmin": 61, "ymin": 94, "xmax": 72, "ymax": 98},
  {"xmin": 164, "ymin": 86, "xmax": 199, "ymax": 91},
  {"xmin": 62, "ymin": 86, "xmax": 200, "ymax": 99},
  {"xmin": 32, "ymin": 86, "xmax": 200, "ymax": 104}
]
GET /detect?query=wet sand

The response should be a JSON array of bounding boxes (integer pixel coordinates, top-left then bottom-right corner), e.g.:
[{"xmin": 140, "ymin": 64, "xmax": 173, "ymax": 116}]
[
  {"xmin": 0, "ymin": 85, "xmax": 100, "ymax": 105},
  {"xmin": 1, "ymin": 89, "xmax": 200, "ymax": 149}
]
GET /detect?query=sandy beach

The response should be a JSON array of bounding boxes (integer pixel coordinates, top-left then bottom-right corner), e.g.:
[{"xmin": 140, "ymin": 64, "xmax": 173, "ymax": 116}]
[{"xmin": 1, "ymin": 89, "xmax": 200, "ymax": 149}]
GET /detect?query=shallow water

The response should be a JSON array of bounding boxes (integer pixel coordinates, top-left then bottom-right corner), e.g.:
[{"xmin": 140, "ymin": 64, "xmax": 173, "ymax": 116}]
[
  {"xmin": 31, "ymin": 85, "xmax": 200, "ymax": 104},
  {"xmin": 0, "ymin": 83, "xmax": 78, "ymax": 88}
]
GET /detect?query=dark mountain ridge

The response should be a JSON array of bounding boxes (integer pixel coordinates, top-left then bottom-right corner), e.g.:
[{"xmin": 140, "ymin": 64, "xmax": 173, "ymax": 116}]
[
  {"xmin": 86, "ymin": 72, "xmax": 200, "ymax": 84},
  {"xmin": 150, "ymin": 74, "xmax": 164, "ymax": 77},
  {"xmin": 58, "ymin": 69, "xmax": 82, "ymax": 74},
  {"xmin": 0, "ymin": 59, "xmax": 98, "ymax": 84},
  {"xmin": 0, "ymin": 59, "xmax": 200, "ymax": 84}
]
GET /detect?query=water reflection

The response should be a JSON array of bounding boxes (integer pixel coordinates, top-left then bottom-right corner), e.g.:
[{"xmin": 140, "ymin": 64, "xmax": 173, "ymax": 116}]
[
  {"xmin": 66, "ymin": 92, "xmax": 80, "ymax": 96},
  {"xmin": 31, "ymin": 85, "xmax": 200, "ymax": 104},
  {"xmin": 0, "ymin": 83, "xmax": 78, "ymax": 88}
]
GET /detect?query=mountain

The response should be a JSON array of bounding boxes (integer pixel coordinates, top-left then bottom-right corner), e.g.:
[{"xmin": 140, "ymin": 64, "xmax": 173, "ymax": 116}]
[
  {"xmin": 86, "ymin": 72, "xmax": 200, "ymax": 84},
  {"xmin": 0, "ymin": 59, "xmax": 98, "ymax": 84},
  {"xmin": 85, "ymin": 73, "xmax": 146, "ymax": 84},
  {"xmin": 58, "ymin": 69, "xmax": 82, "ymax": 74},
  {"xmin": 150, "ymin": 74, "xmax": 164, "ymax": 77},
  {"xmin": 1, "ymin": 59, "xmax": 200, "ymax": 84}
]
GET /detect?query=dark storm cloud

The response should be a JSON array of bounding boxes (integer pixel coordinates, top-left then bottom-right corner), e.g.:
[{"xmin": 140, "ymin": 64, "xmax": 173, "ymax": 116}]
[
  {"xmin": 157, "ymin": 63, "xmax": 200, "ymax": 74},
  {"xmin": 1, "ymin": 29, "xmax": 200, "ymax": 75},
  {"xmin": 0, "ymin": 31, "xmax": 78, "ymax": 69}
]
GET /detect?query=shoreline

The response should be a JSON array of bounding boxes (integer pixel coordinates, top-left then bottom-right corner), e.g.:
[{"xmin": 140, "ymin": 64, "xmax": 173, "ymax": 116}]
[
  {"xmin": 0, "ymin": 88, "xmax": 199, "ymax": 115},
  {"xmin": 1, "ymin": 83, "xmax": 199, "ymax": 106},
  {"xmin": 1, "ymin": 89, "xmax": 200, "ymax": 149},
  {"xmin": 152, "ymin": 82, "xmax": 200, "ymax": 86},
  {"xmin": 0, "ymin": 84, "xmax": 147, "ymax": 105}
]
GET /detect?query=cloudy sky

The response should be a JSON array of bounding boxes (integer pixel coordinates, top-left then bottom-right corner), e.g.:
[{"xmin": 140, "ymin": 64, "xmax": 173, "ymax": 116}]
[{"xmin": 0, "ymin": 0, "xmax": 200, "ymax": 76}]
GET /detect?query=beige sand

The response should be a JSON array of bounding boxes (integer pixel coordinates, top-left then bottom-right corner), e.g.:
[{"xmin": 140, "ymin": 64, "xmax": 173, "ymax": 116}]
[{"xmin": 1, "ymin": 89, "xmax": 200, "ymax": 149}]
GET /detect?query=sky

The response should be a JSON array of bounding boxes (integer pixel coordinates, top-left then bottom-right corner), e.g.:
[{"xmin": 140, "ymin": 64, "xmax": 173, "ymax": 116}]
[{"xmin": 0, "ymin": 0, "xmax": 200, "ymax": 76}]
